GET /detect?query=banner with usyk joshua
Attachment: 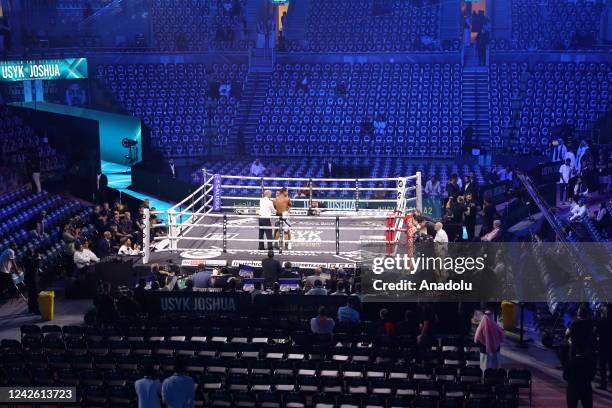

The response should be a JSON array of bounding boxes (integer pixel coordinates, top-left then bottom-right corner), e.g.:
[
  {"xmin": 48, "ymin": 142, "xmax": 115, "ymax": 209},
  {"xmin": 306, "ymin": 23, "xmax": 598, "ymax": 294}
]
[{"xmin": 0, "ymin": 58, "xmax": 89, "ymax": 82}]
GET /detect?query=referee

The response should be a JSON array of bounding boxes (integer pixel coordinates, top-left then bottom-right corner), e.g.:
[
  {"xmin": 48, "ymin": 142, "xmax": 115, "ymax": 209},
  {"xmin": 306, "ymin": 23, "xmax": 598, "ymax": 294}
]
[{"xmin": 258, "ymin": 190, "xmax": 275, "ymax": 250}]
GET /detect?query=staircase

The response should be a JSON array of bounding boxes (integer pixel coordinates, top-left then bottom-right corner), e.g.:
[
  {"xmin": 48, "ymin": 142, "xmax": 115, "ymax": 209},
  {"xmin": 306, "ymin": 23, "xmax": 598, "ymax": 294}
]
[
  {"xmin": 228, "ymin": 72, "xmax": 271, "ymax": 156},
  {"xmin": 461, "ymin": 67, "xmax": 491, "ymax": 151}
]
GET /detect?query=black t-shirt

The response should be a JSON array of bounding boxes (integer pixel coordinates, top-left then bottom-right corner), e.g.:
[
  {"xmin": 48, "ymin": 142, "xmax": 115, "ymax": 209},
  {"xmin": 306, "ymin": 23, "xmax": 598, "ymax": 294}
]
[
  {"xmin": 451, "ymin": 202, "xmax": 466, "ymax": 223},
  {"xmin": 569, "ymin": 319, "xmax": 594, "ymax": 351}
]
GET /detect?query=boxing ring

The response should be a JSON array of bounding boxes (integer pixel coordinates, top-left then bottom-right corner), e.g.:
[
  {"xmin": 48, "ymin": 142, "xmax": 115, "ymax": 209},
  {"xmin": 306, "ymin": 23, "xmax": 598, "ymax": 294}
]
[{"xmin": 141, "ymin": 172, "xmax": 422, "ymax": 267}]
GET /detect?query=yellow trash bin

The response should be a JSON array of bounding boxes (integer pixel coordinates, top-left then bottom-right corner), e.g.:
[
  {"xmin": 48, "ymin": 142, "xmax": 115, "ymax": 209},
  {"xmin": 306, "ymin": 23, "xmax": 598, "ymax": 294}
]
[
  {"xmin": 501, "ymin": 301, "xmax": 516, "ymax": 331},
  {"xmin": 38, "ymin": 291, "xmax": 55, "ymax": 321}
]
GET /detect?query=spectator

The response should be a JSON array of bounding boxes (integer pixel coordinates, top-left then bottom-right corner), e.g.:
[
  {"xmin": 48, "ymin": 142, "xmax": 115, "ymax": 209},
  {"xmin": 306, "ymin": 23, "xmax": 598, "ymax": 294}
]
[
  {"xmin": 304, "ymin": 267, "xmax": 327, "ymax": 287},
  {"xmin": 376, "ymin": 308, "xmax": 396, "ymax": 337},
  {"xmin": 418, "ymin": 304, "xmax": 436, "ymax": 346},
  {"xmin": 310, "ymin": 306, "xmax": 335, "ymax": 335},
  {"xmin": 474, "ymin": 310, "xmax": 504, "ymax": 371},
  {"xmin": 573, "ymin": 177, "xmax": 589, "ymax": 199},
  {"xmin": 0, "ymin": 242, "xmax": 19, "ymax": 277},
  {"xmin": 330, "ymin": 281, "xmax": 348, "ymax": 296},
  {"xmin": 476, "ymin": 26, "xmax": 490, "ymax": 66},
  {"xmin": 134, "ymin": 278, "xmax": 148, "ymax": 307},
  {"xmin": 595, "ymin": 304, "xmax": 612, "ymax": 390},
  {"xmin": 261, "ymin": 250, "xmax": 281, "ymax": 285},
  {"xmin": 567, "ymin": 304, "xmax": 594, "ymax": 358},
  {"xmin": 337, "ymin": 296, "xmax": 360, "ymax": 323},
  {"xmin": 93, "ymin": 282, "xmax": 116, "ymax": 326},
  {"xmin": 424, "ymin": 175, "xmax": 441, "ymax": 197},
  {"xmin": 374, "ymin": 182, "xmax": 387, "ymax": 199},
  {"xmin": 280, "ymin": 261, "xmax": 299, "ymax": 279},
  {"xmin": 446, "ymin": 174, "xmax": 460, "ymax": 199},
  {"xmin": 161, "ymin": 358, "xmax": 195, "ymax": 408},
  {"xmin": 62, "ymin": 223, "xmax": 78, "ymax": 258},
  {"xmin": 595, "ymin": 202, "xmax": 610, "ymax": 231},
  {"xmin": 135, "ymin": 364, "xmax": 162, "ymax": 408},
  {"xmin": 463, "ymin": 193, "xmax": 477, "ymax": 241},
  {"xmin": 551, "ymin": 138, "xmax": 568, "ymax": 162},
  {"xmin": 559, "ymin": 158, "xmax": 574, "ymax": 203},
  {"xmin": 433, "ymin": 222, "xmax": 449, "ymax": 243},
  {"xmin": 563, "ymin": 349, "xmax": 596, "ymax": 408},
  {"xmin": 117, "ymin": 290, "xmax": 139, "ymax": 317},
  {"xmin": 95, "ymin": 231, "xmax": 113, "ymax": 258},
  {"xmin": 480, "ymin": 198, "xmax": 497, "ymax": 236},
  {"xmin": 22, "ymin": 248, "xmax": 41, "ymax": 314},
  {"xmin": 118, "ymin": 237, "xmax": 140, "ymax": 255},
  {"xmin": 192, "ymin": 268, "xmax": 212, "ymax": 289},
  {"xmin": 73, "ymin": 241, "xmax": 100, "ymax": 272},
  {"xmin": 250, "ymin": 281, "xmax": 263, "ymax": 301},
  {"xmin": 396, "ymin": 309, "xmax": 420, "ymax": 337},
  {"xmin": 568, "ymin": 199, "xmax": 587, "ymax": 222},
  {"xmin": 306, "ymin": 280, "xmax": 327, "ymax": 295}
]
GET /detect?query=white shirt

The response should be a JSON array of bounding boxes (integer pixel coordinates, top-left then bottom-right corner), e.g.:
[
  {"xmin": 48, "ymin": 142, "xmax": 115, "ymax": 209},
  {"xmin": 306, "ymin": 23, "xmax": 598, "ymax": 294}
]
[
  {"xmin": 118, "ymin": 245, "xmax": 138, "ymax": 256},
  {"xmin": 434, "ymin": 229, "xmax": 449, "ymax": 243},
  {"xmin": 0, "ymin": 248, "xmax": 15, "ymax": 274},
  {"xmin": 259, "ymin": 197, "xmax": 275, "ymax": 218},
  {"xmin": 559, "ymin": 164, "xmax": 573, "ymax": 183},
  {"xmin": 425, "ymin": 180, "xmax": 441, "ymax": 196},
  {"xmin": 569, "ymin": 205, "xmax": 587, "ymax": 222},
  {"xmin": 74, "ymin": 248, "xmax": 100, "ymax": 270}
]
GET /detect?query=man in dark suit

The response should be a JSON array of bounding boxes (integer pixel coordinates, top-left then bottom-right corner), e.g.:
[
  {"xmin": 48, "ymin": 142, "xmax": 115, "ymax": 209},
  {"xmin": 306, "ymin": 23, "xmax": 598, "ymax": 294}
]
[
  {"xmin": 96, "ymin": 231, "xmax": 113, "ymax": 258},
  {"xmin": 446, "ymin": 174, "xmax": 460, "ymax": 199},
  {"xmin": 261, "ymin": 250, "xmax": 282, "ymax": 286}
]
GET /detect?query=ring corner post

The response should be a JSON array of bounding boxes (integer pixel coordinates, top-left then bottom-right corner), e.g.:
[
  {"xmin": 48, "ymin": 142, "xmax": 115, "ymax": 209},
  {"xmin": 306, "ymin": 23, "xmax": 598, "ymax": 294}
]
[
  {"xmin": 143, "ymin": 208, "xmax": 151, "ymax": 264},
  {"xmin": 168, "ymin": 210, "xmax": 177, "ymax": 251},
  {"xmin": 416, "ymin": 171, "xmax": 423, "ymax": 212}
]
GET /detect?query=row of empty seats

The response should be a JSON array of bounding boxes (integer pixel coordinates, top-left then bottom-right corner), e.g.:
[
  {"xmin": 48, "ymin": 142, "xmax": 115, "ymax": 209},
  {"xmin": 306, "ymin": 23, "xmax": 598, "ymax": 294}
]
[
  {"xmin": 1, "ymin": 321, "xmax": 532, "ymax": 406},
  {"xmin": 151, "ymin": 0, "xmax": 250, "ymax": 51},
  {"xmin": 288, "ymin": 0, "xmax": 444, "ymax": 53},
  {"xmin": 0, "ymin": 107, "xmax": 65, "ymax": 173},
  {"xmin": 499, "ymin": 0, "xmax": 605, "ymax": 50},
  {"xmin": 254, "ymin": 63, "xmax": 462, "ymax": 158},
  {"xmin": 489, "ymin": 62, "xmax": 611, "ymax": 153},
  {"xmin": 96, "ymin": 62, "xmax": 247, "ymax": 158}
]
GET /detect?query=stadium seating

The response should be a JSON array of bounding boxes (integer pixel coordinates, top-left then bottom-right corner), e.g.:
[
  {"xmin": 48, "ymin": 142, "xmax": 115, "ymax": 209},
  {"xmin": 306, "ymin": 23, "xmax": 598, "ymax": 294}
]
[
  {"xmin": 0, "ymin": 319, "xmax": 531, "ymax": 406},
  {"xmin": 254, "ymin": 62, "xmax": 463, "ymax": 158},
  {"xmin": 493, "ymin": 0, "xmax": 605, "ymax": 50},
  {"xmin": 0, "ymin": 187, "xmax": 96, "ymax": 276},
  {"xmin": 0, "ymin": 107, "xmax": 65, "ymax": 177},
  {"xmin": 150, "ymin": 0, "xmax": 251, "ymax": 51},
  {"xmin": 490, "ymin": 62, "xmax": 611, "ymax": 153},
  {"xmin": 289, "ymin": 0, "xmax": 451, "ymax": 52},
  {"xmin": 95, "ymin": 62, "xmax": 247, "ymax": 158}
]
